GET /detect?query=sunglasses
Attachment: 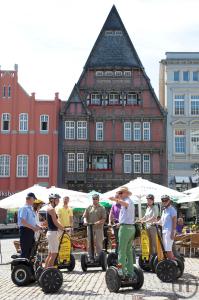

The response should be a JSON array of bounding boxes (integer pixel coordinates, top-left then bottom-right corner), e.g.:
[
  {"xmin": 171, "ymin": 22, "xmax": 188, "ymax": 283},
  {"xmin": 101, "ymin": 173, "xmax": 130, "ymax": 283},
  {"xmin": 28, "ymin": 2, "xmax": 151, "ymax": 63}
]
[
  {"xmin": 162, "ymin": 199, "xmax": 169, "ymax": 202},
  {"xmin": 93, "ymin": 198, "xmax": 99, "ymax": 200}
]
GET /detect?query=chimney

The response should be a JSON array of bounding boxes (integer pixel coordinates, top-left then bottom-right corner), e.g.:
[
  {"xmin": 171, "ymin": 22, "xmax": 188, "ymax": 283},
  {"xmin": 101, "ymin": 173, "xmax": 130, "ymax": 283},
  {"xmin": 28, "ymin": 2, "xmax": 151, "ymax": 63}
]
[
  {"xmin": 55, "ymin": 92, "xmax": 59, "ymax": 99},
  {"xmin": 31, "ymin": 92, "xmax": 35, "ymax": 99},
  {"xmin": 14, "ymin": 64, "xmax": 18, "ymax": 72}
]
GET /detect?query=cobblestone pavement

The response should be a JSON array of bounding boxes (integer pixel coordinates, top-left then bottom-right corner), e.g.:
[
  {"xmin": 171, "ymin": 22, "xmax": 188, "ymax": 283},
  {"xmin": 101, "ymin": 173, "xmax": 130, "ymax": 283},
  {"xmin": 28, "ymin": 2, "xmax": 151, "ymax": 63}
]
[{"xmin": 0, "ymin": 238, "xmax": 199, "ymax": 300}]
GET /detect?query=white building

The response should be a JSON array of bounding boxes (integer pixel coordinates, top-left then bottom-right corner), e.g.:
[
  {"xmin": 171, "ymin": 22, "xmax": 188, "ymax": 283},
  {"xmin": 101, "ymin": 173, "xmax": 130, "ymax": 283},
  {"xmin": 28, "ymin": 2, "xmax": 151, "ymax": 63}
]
[{"xmin": 159, "ymin": 52, "xmax": 199, "ymax": 191}]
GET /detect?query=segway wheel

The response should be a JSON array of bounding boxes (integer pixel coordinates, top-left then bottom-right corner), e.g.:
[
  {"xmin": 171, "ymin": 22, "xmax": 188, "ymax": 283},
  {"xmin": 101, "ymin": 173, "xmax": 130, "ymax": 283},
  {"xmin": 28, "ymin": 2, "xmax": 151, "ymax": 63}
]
[
  {"xmin": 66, "ymin": 254, "xmax": 76, "ymax": 272},
  {"xmin": 132, "ymin": 265, "xmax": 144, "ymax": 290},
  {"xmin": 175, "ymin": 257, "xmax": 184, "ymax": 279},
  {"xmin": 35, "ymin": 266, "xmax": 44, "ymax": 282},
  {"xmin": 107, "ymin": 252, "xmax": 118, "ymax": 267},
  {"xmin": 99, "ymin": 251, "xmax": 107, "ymax": 271},
  {"xmin": 156, "ymin": 260, "xmax": 177, "ymax": 282},
  {"xmin": 149, "ymin": 254, "xmax": 157, "ymax": 273},
  {"xmin": 105, "ymin": 266, "xmax": 121, "ymax": 293},
  {"xmin": 39, "ymin": 268, "xmax": 63, "ymax": 294},
  {"xmin": 81, "ymin": 254, "xmax": 88, "ymax": 272},
  {"xmin": 11, "ymin": 264, "xmax": 32, "ymax": 286},
  {"xmin": 138, "ymin": 255, "xmax": 151, "ymax": 272},
  {"xmin": 153, "ymin": 255, "xmax": 158, "ymax": 273}
]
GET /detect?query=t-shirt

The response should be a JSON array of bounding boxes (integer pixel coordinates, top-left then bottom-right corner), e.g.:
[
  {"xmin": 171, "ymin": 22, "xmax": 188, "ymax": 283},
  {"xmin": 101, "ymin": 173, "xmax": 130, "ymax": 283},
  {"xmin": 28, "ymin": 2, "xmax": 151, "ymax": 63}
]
[
  {"xmin": 119, "ymin": 197, "xmax": 135, "ymax": 225},
  {"xmin": 84, "ymin": 205, "xmax": 106, "ymax": 228},
  {"xmin": 144, "ymin": 206, "xmax": 159, "ymax": 228},
  {"xmin": 161, "ymin": 206, "xmax": 177, "ymax": 233},
  {"xmin": 57, "ymin": 207, "xmax": 73, "ymax": 227}
]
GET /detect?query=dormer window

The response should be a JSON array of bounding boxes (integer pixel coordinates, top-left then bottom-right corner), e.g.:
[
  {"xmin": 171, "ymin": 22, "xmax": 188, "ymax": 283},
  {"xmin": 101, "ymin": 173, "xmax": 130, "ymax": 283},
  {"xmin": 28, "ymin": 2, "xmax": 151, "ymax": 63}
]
[
  {"xmin": 115, "ymin": 71, "xmax": 122, "ymax": 77},
  {"xmin": 96, "ymin": 71, "xmax": 104, "ymax": 77},
  {"xmin": 115, "ymin": 31, "xmax": 122, "ymax": 36},
  {"xmin": 124, "ymin": 71, "xmax": 132, "ymax": 77},
  {"xmin": 105, "ymin": 30, "xmax": 114, "ymax": 36},
  {"xmin": 105, "ymin": 71, "xmax": 114, "ymax": 77},
  {"xmin": 127, "ymin": 94, "xmax": 138, "ymax": 104},
  {"xmin": 91, "ymin": 94, "xmax": 101, "ymax": 105},
  {"xmin": 109, "ymin": 93, "xmax": 119, "ymax": 105}
]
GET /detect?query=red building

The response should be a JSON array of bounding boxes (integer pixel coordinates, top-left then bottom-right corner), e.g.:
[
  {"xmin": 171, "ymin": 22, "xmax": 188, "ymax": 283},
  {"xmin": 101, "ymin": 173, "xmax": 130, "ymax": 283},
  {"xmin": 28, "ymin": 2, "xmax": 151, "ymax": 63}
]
[
  {"xmin": 60, "ymin": 6, "xmax": 167, "ymax": 192},
  {"xmin": 0, "ymin": 64, "xmax": 60, "ymax": 197}
]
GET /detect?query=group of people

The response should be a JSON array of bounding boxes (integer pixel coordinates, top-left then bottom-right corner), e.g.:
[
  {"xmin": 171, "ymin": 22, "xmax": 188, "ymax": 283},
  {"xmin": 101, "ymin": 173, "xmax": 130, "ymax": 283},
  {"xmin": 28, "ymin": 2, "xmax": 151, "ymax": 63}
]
[{"xmin": 17, "ymin": 186, "xmax": 178, "ymax": 279}]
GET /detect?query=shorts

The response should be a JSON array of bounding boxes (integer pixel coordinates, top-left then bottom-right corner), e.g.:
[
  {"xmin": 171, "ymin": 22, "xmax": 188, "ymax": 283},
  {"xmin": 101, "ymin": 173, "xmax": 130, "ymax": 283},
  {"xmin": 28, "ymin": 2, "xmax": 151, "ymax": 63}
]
[
  {"xmin": 162, "ymin": 230, "xmax": 174, "ymax": 251},
  {"xmin": 46, "ymin": 230, "xmax": 59, "ymax": 253}
]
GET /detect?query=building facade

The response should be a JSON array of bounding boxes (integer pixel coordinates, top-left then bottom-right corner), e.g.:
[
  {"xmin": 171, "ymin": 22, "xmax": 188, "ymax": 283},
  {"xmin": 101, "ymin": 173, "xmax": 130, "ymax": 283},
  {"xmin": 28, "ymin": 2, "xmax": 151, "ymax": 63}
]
[
  {"xmin": 159, "ymin": 52, "xmax": 199, "ymax": 191},
  {"xmin": 0, "ymin": 65, "xmax": 61, "ymax": 197},
  {"xmin": 60, "ymin": 6, "xmax": 167, "ymax": 193}
]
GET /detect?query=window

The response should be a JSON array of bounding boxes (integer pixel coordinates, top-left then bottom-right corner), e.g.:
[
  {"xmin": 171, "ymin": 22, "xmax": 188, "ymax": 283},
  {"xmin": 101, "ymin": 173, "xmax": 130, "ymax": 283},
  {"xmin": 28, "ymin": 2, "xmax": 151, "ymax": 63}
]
[
  {"xmin": 91, "ymin": 94, "xmax": 101, "ymax": 105},
  {"xmin": 40, "ymin": 115, "xmax": 49, "ymax": 132},
  {"xmin": 127, "ymin": 94, "xmax": 137, "ymax": 105},
  {"xmin": 19, "ymin": 113, "xmax": 28, "ymax": 132},
  {"xmin": 105, "ymin": 30, "xmax": 114, "ymax": 36},
  {"xmin": 8, "ymin": 86, "xmax": 11, "ymax": 98},
  {"xmin": 96, "ymin": 122, "xmax": 103, "ymax": 141},
  {"xmin": 91, "ymin": 156, "xmax": 108, "ymax": 169},
  {"xmin": 67, "ymin": 153, "xmax": 75, "ymax": 172},
  {"xmin": 37, "ymin": 155, "xmax": 49, "ymax": 177},
  {"xmin": 193, "ymin": 71, "xmax": 199, "ymax": 81},
  {"xmin": 77, "ymin": 153, "xmax": 84, "ymax": 173},
  {"xmin": 17, "ymin": 155, "xmax": 28, "ymax": 177},
  {"xmin": 133, "ymin": 154, "xmax": 141, "ymax": 173},
  {"xmin": 1, "ymin": 113, "xmax": 10, "ymax": 132},
  {"xmin": 183, "ymin": 71, "xmax": 189, "ymax": 81},
  {"xmin": 115, "ymin": 71, "xmax": 122, "ymax": 77},
  {"xmin": 124, "ymin": 71, "xmax": 131, "ymax": 77},
  {"xmin": 109, "ymin": 93, "xmax": 119, "ymax": 105},
  {"xmin": 77, "ymin": 121, "xmax": 87, "ymax": 140},
  {"xmin": 65, "ymin": 121, "xmax": 75, "ymax": 139},
  {"xmin": 2, "ymin": 86, "xmax": 6, "ymax": 97},
  {"xmin": 115, "ymin": 30, "xmax": 122, "ymax": 36},
  {"xmin": 105, "ymin": 71, "xmax": 114, "ymax": 77},
  {"xmin": 175, "ymin": 130, "xmax": 186, "ymax": 154},
  {"xmin": 174, "ymin": 95, "xmax": 185, "ymax": 115},
  {"xmin": 96, "ymin": 71, "xmax": 103, "ymax": 77},
  {"xmin": 174, "ymin": 71, "xmax": 180, "ymax": 81},
  {"xmin": 133, "ymin": 122, "xmax": 141, "ymax": 140},
  {"xmin": 191, "ymin": 95, "xmax": 199, "ymax": 115},
  {"xmin": 124, "ymin": 122, "xmax": 131, "ymax": 141},
  {"xmin": 190, "ymin": 130, "xmax": 199, "ymax": 154},
  {"xmin": 0, "ymin": 155, "xmax": 10, "ymax": 177},
  {"xmin": 124, "ymin": 154, "xmax": 132, "ymax": 173},
  {"xmin": 143, "ymin": 154, "xmax": 150, "ymax": 173},
  {"xmin": 143, "ymin": 122, "xmax": 150, "ymax": 141}
]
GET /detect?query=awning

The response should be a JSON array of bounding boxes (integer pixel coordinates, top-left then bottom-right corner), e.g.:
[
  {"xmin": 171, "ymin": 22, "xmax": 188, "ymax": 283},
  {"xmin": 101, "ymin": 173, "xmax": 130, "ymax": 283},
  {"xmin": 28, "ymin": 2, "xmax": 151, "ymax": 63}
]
[
  {"xmin": 191, "ymin": 175, "xmax": 199, "ymax": 184},
  {"xmin": 175, "ymin": 176, "xmax": 190, "ymax": 184}
]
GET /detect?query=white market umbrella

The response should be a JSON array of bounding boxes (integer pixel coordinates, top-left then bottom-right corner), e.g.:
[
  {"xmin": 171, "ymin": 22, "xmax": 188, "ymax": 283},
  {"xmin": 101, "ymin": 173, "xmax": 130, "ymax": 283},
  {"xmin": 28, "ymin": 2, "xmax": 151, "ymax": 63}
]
[
  {"xmin": 183, "ymin": 186, "xmax": 199, "ymax": 196},
  {"xmin": 101, "ymin": 177, "xmax": 189, "ymax": 218},
  {"xmin": 0, "ymin": 185, "xmax": 48, "ymax": 209}
]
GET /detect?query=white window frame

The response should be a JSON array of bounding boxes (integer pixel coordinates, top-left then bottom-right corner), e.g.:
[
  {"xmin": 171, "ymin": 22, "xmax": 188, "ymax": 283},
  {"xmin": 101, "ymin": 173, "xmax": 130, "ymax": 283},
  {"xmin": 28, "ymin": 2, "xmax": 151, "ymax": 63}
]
[
  {"xmin": 109, "ymin": 93, "xmax": 119, "ymax": 105},
  {"xmin": 67, "ymin": 153, "xmax": 75, "ymax": 172},
  {"xmin": 193, "ymin": 71, "xmax": 199, "ymax": 81},
  {"xmin": 190, "ymin": 129, "xmax": 199, "ymax": 154},
  {"xmin": 115, "ymin": 71, "xmax": 122, "ymax": 77},
  {"xmin": 124, "ymin": 154, "xmax": 132, "ymax": 173},
  {"xmin": 174, "ymin": 129, "xmax": 186, "ymax": 154},
  {"xmin": 173, "ymin": 95, "xmax": 185, "ymax": 116},
  {"xmin": 96, "ymin": 71, "xmax": 103, "ymax": 77},
  {"xmin": 1, "ymin": 113, "xmax": 10, "ymax": 132},
  {"xmin": 133, "ymin": 154, "xmax": 141, "ymax": 173},
  {"xmin": 65, "ymin": 121, "xmax": 75, "ymax": 139},
  {"xmin": 124, "ymin": 71, "xmax": 131, "ymax": 77},
  {"xmin": 143, "ymin": 154, "xmax": 150, "ymax": 174},
  {"xmin": 0, "ymin": 155, "xmax": 10, "ymax": 177},
  {"xmin": 190, "ymin": 95, "xmax": 199, "ymax": 115},
  {"xmin": 173, "ymin": 71, "xmax": 180, "ymax": 81},
  {"xmin": 17, "ymin": 155, "xmax": 28, "ymax": 177},
  {"xmin": 133, "ymin": 122, "xmax": 141, "ymax": 141},
  {"xmin": 105, "ymin": 71, "xmax": 114, "ymax": 77},
  {"xmin": 127, "ymin": 94, "xmax": 137, "ymax": 105},
  {"xmin": 19, "ymin": 113, "xmax": 28, "ymax": 132},
  {"xmin": 37, "ymin": 155, "xmax": 49, "ymax": 178},
  {"xmin": 77, "ymin": 153, "xmax": 84, "ymax": 173},
  {"xmin": 91, "ymin": 94, "xmax": 101, "ymax": 105},
  {"xmin": 143, "ymin": 122, "xmax": 150, "ymax": 141},
  {"xmin": 96, "ymin": 122, "xmax": 103, "ymax": 141},
  {"xmin": 124, "ymin": 122, "xmax": 132, "ymax": 141},
  {"xmin": 183, "ymin": 71, "xmax": 190, "ymax": 81},
  {"xmin": 40, "ymin": 115, "xmax": 49, "ymax": 133},
  {"xmin": 77, "ymin": 121, "xmax": 87, "ymax": 140}
]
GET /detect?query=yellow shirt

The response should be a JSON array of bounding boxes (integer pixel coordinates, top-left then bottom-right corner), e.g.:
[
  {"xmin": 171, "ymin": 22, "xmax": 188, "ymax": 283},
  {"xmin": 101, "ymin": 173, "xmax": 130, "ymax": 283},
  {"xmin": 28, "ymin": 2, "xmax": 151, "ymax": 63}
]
[{"xmin": 57, "ymin": 207, "xmax": 73, "ymax": 227}]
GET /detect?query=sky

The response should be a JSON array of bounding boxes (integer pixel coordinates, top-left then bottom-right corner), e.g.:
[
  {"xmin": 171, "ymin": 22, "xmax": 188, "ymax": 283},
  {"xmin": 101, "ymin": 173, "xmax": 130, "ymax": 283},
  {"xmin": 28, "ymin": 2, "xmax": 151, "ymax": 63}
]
[{"xmin": 1, "ymin": 0, "xmax": 199, "ymax": 100}]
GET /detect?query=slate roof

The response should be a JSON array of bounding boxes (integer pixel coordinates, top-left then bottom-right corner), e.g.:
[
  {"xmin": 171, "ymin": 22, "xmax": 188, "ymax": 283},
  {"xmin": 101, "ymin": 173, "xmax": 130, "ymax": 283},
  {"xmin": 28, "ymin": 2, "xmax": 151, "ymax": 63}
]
[{"xmin": 84, "ymin": 5, "xmax": 143, "ymax": 69}]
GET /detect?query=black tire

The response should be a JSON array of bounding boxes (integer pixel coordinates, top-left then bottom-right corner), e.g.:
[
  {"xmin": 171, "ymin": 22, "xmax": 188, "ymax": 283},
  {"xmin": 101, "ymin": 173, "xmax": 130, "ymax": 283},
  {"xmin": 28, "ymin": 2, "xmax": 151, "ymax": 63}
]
[
  {"xmin": 175, "ymin": 257, "xmax": 184, "ymax": 279},
  {"xmin": 156, "ymin": 260, "xmax": 177, "ymax": 282},
  {"xmin": 107, "ymin": 252, "xmax": 118, "ymax": 267},
  {"xmin": 39, "ymin": 268, "xmax": 63, "ymax": 294},
  {"xmin": 66, "ymin": 254, "xmax": 76, "ymax": 271},
  {"xmin": 81, "ymin": 254, "xmax": 88, "ymax": 272},
  {"xmin": 105, "ymin": 267, "xmax": 121, "ymax": 293},
  {"xmin": 11, "ymin": 264, "xmax": 32, "ymax": 286},
  {"xmin": 99, "ymin": 251, "xmax": 107, "ymax": 271},
  {"xmin": 138, "ymin": 255, "xmax": 151, "ymax": 272},
  {"xmin": 149, "ymin": 254, "xmax": 157, "ymax": 273},
  {"xmin": 132, "ymin": 265, "xmax": 144, "ymax": 290}
]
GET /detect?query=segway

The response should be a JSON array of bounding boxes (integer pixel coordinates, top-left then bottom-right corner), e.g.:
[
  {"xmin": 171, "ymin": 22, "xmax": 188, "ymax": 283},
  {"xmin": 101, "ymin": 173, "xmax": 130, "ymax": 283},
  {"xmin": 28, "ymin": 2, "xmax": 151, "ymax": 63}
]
[
  {"xmin": 81, "ymin": 223, "xmax": 107, "ymax": 272},
  {"xmin": 153, "ymin": 224, "xmax": 184, "ymax": 282}
]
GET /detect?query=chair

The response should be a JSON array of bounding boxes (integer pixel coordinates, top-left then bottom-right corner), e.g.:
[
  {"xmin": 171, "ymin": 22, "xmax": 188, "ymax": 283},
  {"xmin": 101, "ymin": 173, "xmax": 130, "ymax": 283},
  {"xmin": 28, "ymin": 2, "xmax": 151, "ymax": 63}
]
[{"xmin": 180, "ymin": 233, "xmax": 199, "ymax": 257}]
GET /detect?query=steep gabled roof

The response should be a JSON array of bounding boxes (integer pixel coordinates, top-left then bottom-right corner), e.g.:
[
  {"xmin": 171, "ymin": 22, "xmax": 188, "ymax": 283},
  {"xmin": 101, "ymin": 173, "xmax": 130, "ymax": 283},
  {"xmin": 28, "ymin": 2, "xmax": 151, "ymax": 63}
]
[
  {"xmin": 64, "ymin": 84, "xmax": 90, "ymax": 115},
  {"xmin": 84, "ymin": 5, "xmax": 143, "ymax": 69}
]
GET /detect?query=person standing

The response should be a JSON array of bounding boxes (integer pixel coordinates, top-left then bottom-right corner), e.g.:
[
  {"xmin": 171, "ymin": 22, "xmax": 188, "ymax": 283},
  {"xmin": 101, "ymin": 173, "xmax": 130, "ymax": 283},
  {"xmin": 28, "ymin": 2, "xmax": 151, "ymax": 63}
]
[
  {"xmin": 57, "ymin": 196, "xmax": 73, "ymax": 231},
  {"xmin": 18, "ymin": 193, "xmax": 40, "ymax": 259},
  {"xmin": 109, "ymin": 186, "xmax": 136, "ymax": 281},
  {"xmin": 140, "ymin": 194, "xmax": 159, "ymax": 255},
  {"xmin": 83, "ymin": 194, "xmax": 106, "ymax": 260},
  {"xmin": 108, "ymin": 192, "xmax": 121, "ymax": 254}
]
